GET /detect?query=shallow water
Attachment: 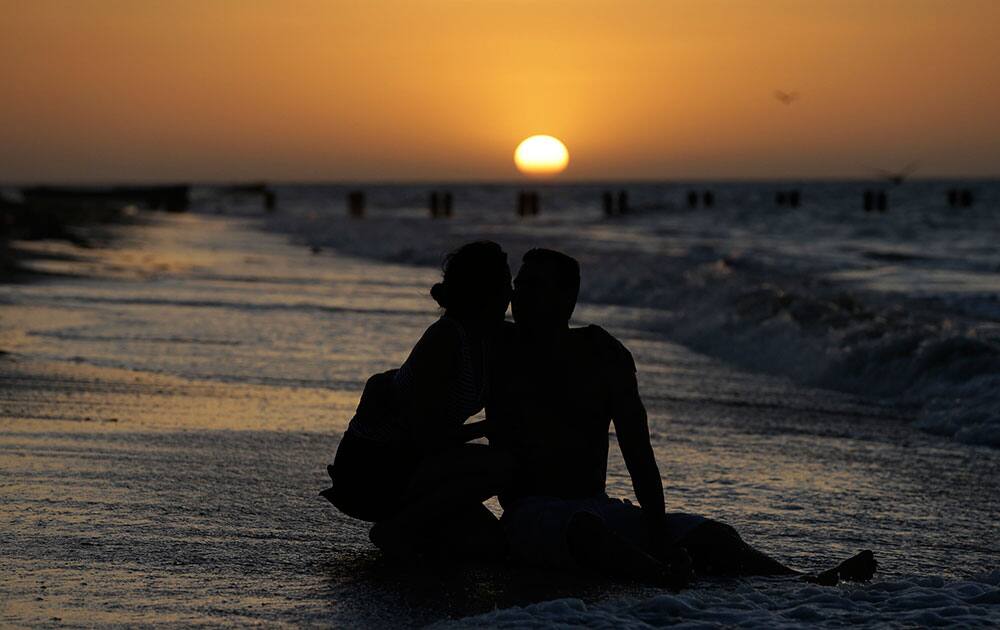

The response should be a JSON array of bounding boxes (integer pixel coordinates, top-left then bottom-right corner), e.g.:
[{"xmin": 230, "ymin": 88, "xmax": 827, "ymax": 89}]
[{"xmin": 1, "ymin": 212, "xmax": 998, "ymax": 627}]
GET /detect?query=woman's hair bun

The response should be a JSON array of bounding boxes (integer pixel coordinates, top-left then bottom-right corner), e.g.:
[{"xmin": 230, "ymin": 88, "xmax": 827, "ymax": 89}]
[{"xmin": 430, "ymin": 282, "xmax": 449, "ymax": 308}]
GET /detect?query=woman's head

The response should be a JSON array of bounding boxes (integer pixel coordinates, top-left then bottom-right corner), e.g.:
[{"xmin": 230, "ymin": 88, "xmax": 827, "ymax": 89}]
[{"xmin": 431, "ymin": 241, "xmax": 511, "ymax": 327}]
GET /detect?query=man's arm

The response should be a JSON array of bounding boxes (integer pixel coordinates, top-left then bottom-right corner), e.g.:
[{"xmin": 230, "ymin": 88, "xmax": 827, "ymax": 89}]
[{"xmin": 612, "ymin": 378, "xmax": 665, "ymax": 522}]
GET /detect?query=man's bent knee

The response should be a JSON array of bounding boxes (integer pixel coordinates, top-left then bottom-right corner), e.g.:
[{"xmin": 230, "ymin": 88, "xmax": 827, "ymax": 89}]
[{"xmin": 566, "ymin": 511, "xmax": 607, "ymax": 554}]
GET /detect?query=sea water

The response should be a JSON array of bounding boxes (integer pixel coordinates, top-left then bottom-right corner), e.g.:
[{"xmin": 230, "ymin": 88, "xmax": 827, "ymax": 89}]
[
  {"xmin": 2, "ymin": 184, "xmax": 998, "ymax": 626},
  {"xmin": 253, "ymin": 180, "xmax": 1000, "ymax": 448}
]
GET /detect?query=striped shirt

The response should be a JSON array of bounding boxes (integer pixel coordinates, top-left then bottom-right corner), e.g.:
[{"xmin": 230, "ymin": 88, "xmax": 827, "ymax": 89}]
[{"xmin": 347, "ymin": 316, "xmax": 484, "ymax": 444}]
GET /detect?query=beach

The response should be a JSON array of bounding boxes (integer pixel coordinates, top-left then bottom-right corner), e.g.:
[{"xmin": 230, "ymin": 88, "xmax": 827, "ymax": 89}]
[{"xmin": 2, "ymin": 201, "xmax": 999, "ymax": 627}]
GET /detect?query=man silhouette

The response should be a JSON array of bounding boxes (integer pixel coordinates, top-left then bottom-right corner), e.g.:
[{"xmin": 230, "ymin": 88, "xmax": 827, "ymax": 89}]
[{"xmin": 487, "ymin": 248, "xmax": 876, "ymax": 586}]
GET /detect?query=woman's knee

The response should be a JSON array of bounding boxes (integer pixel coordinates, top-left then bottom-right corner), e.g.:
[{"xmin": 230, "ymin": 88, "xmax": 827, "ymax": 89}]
[{"xmin": 323, "ymin": 484, "xmax": 383, "ymax": 523}]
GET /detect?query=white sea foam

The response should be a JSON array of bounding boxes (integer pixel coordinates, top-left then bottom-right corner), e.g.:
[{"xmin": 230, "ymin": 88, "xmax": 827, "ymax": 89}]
[{"xmin": 437, "ymin": 572, "xmax": 1000, "ymax": 628}]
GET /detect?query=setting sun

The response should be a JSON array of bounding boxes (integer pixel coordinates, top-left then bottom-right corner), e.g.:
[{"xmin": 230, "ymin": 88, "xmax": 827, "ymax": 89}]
[{"xmin": 514, "ymin": 135, "xmax": 569, "ymax": 177}]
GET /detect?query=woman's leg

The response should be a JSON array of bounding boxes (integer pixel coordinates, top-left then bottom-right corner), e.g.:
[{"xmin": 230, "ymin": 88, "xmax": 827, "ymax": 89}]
[
  {"xmin": 369, "ymin": 444, "xmax": 513, "ymax": 559},
  {"xmin": 417, "ymin": 502, "xmax": 508, "ymax": 563}
]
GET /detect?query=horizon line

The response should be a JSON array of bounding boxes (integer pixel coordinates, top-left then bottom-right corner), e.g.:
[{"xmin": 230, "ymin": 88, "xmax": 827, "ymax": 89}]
[{"xmin": 4, "ymin": 174, "xmax": 1000, "ymax": 188}]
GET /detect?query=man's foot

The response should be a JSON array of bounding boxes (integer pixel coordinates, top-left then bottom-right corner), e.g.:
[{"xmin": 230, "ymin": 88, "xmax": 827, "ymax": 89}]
[
  {"xmin": 806, "ymin": 550, "xmax": 878, "ymax": 585},
  {"xmin": 836, "ymin": 549, "xmax": 878, "ymax": 582}
]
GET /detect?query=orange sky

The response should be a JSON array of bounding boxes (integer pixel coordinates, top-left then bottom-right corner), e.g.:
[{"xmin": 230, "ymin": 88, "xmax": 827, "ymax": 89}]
[{"xmin": 2, "ymin": 0, "xmax": 998, "ymax": 182}]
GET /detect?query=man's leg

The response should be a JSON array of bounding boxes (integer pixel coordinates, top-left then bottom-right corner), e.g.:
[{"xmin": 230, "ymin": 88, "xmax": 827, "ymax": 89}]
[
  {"xmin": 674, "ymin": 520, "xmax": 877, "ymax": 584},
  {"xmin": 673, "ymin": 520, "xmax": 797, "ymax": 576},
  {"xmin": 565, "ymin": 511, "xmax": 691, "ymax": 589}
]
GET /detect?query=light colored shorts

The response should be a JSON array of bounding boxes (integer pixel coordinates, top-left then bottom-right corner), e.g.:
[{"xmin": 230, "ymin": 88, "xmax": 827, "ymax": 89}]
[{"xmin": 501, "ymin": 494, "xmax": 707, "ymax": 570}]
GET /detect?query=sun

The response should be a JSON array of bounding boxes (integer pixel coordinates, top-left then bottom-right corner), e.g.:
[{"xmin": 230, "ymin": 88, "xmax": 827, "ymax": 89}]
[{"xmin": 514, "ymin": 135, "xmax": 569, "ymax": 177}]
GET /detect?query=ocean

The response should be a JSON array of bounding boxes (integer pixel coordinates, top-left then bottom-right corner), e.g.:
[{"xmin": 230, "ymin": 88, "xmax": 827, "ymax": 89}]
[
  {"xmin": 256, "ymin": 180, "xmax": 1000, "ymax": 448},
  {"xmin": 1, "ymin": 181, "xmax": 998, "ymax": 626}
]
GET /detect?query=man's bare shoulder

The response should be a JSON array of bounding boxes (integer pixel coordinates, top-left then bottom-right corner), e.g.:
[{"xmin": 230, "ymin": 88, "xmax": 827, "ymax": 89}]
[{"xmin": 568, "ymin": 325, "xmax": 636, "ymax": 373}]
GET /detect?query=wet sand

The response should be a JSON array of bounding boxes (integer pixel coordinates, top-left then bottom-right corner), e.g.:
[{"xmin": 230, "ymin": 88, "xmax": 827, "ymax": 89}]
[
  {"xmin": 2, "ymin": 213, "xmax": 998, "ymax": 627},
  {"xmin": 0, "ymin": 215, "xmax": 638, "ymax": 626}
]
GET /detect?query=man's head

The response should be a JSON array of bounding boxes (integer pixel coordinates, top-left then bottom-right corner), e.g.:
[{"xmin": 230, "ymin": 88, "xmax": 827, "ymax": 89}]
[{"xmin": 512, "ymin": 248, "xmax": 580, "ymax": 333}]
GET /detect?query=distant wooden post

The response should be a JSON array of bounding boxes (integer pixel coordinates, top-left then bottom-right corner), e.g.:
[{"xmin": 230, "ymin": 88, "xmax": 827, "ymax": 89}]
[
  {"xmin": 429, "ymin": 191, "xmax": 440, "ymax": 218},
  {"xmin": 959, "ymin": 189, "xmax": 974, "ymax": 208},
  {"xmin": 776, "ymin": 190, "xmax": 800, "ymax": 208},
  {"xmin": 348, "ymin": 191, "xmax": 365, "ymax": 217},
  {"xmin": 442, "ymin": 192, "xmax": 453, "ymax": 217},
  {"xmin": 876, "ymin": 190, "xmax": 888, "ymax": 212},
  {"xmin": 264, "ymin": 189, "xmax": 277, "ymax": 212},
  {"xmin": 617, "ymin": 190, "xmax": 629, "ymax": 215},
  {"xmin": 602, "ymin": 190, "xmax": 614, "ymax": 216},
  {"xmin": 863, "ymin": 190, "xmax": 874, "ymax": 212},
  {"xmin": 687, "ymin": 190, "xmax": 699, "ymax": 208},
  {"xmin": 519, "ymin": 191, "xmax": 539, "ymax": 216},
  {"xmin": 525, "ymin": 191, "xmax": 538, "ymax": 216},
  {"xmin": 945, "ymin": 188, "xmax": 975, "ymax": 208},
  {"xmin": 164, "ymin": 186, "xmax": 190, "ymax": 213},
  {"xmin": 702, "ymin": 190, "xmax": 714, "ymax": 207}
]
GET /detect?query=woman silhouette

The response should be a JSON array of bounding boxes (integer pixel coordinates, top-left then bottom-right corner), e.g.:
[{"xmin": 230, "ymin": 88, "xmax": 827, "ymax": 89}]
[{"xmin": 322, "ymin": 241, "xmax": 513, "ymax": 559}]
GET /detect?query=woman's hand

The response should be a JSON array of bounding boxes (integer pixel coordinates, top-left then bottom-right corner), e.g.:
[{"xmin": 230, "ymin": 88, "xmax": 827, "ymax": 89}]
[{"xmin": 417, "ymin": 419, "xmax": 491, "ymax": 454}]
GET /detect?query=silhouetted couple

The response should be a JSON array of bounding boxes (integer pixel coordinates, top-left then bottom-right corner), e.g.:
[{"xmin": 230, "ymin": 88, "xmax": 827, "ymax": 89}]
[{"xmin": 322, "ymin": 242, "xmax": 876, "ymax": 588}]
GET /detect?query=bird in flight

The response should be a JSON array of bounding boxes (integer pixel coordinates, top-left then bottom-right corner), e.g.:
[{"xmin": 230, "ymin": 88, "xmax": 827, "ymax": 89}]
[
  {"xmin": 773, "ymin": 90, "xmax": 799, "ymax": 105},
  {"xmin": 873, "ymin": 161, "xmax": 920, "ymax": 186}
]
